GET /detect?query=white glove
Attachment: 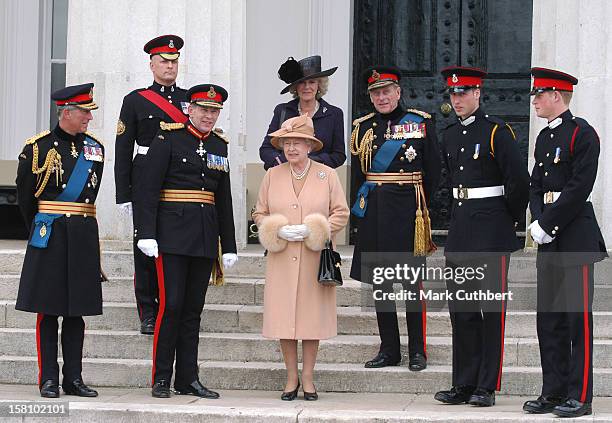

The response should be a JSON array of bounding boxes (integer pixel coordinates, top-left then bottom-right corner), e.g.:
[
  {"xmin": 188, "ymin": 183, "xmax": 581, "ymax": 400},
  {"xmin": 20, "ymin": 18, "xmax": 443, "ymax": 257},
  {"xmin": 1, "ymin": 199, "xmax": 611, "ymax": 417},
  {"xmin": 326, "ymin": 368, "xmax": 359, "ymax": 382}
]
[
  {"xmin": 223, "ymin": 253, "xmax": 238, "ymax": 269},
  {"xmin": 278, "ymin": 225, "xmax": 306, "ymax": 241},
  {"xmin": 137, "ymin": 239, "xmax": 159, "ymax": 257},
  {"xmin": 118, "ymin": 202, "xmax": 133, "ymax": 217},
  {"xmin": 291, "ymin": 224, "xmax": 310, "ymax": 238},
  {"xmin": 528, "ymin": 220, "xmax": 554, "ymax": 245}
]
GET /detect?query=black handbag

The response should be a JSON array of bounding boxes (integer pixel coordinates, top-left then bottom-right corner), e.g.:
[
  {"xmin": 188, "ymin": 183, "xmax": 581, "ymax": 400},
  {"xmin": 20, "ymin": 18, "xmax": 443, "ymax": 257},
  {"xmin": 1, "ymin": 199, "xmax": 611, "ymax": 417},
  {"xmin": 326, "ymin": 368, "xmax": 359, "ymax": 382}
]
[{"xmin": 318, "ymin": 240, "xmax": 343, "ymax": 286}]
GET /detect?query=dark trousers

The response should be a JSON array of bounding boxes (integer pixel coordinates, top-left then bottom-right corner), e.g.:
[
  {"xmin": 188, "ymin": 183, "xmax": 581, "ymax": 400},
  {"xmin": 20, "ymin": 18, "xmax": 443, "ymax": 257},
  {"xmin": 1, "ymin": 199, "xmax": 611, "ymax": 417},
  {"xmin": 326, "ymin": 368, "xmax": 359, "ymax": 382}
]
[
  {"xmin": 152, "ymin": 253, "xmax": 213, "ymax": 387},
  {"xmin": 133, "ymin": 212, "xmax": 159, "ymax": 322},
  {"xmin": 537, "ymin": 263, "xmax": 594, "ymax": 403},
  {"xmin": 373, "ymin": 280, "xmax": 426, "ymax": 360},
  {"xmin": 445, "ymin": 255, "xmax": 509, "ymax": 392},
  {"xmin": 36, "ymin": 314, "xmax": 85, "ymax": 386}
]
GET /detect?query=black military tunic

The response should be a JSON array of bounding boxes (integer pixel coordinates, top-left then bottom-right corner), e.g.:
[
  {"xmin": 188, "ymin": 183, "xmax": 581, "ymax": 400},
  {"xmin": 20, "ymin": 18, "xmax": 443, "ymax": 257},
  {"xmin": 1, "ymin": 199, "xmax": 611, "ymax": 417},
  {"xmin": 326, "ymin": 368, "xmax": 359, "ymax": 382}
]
[
  {"xmin": 114, "ymin": 81, "xmax": 188, "ymax": 323},
  {"xmin": 16, "ymin": 125, "xmax": 104, "ymax": 386},
  {"xmin": 16, "ymin": 125, "xmax": 104, "ymax": 316},
  {"xmin": 349, "ymin": 105, "xmax": 441, "ymax": 361},
  {"xmin": 529, "ymin": 110, "xmax": 607, "ymax": 404},
  {"xmin": 441, "ymin": 107, "xmax": 529, "ymax": 392},
  {"xmin": 136, "ymin": 122, "xmax": 237, "ymax": 387}
]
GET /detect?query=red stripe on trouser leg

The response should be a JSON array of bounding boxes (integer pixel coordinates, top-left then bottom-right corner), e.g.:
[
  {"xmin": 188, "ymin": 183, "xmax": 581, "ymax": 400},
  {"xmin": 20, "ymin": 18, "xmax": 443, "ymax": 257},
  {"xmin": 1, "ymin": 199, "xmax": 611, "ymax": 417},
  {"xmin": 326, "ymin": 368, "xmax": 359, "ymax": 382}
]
[
  {"xmin": 152, "ymin": 254, "xmax": 166, "ymax": 385},
  {"xmin": 36, "ymin": 313, "xmax": 43, "ymax": 386},
  {"xmin": 580, "ymin": 265, "xmax": 590, "ymax": 403},
  {"xmin": 496, "ymin": 255, "xmax": 507, "ymax": 390},
  {"xmin": 419, "ymin": 280, "xmax": 427, "ymax": 356}
]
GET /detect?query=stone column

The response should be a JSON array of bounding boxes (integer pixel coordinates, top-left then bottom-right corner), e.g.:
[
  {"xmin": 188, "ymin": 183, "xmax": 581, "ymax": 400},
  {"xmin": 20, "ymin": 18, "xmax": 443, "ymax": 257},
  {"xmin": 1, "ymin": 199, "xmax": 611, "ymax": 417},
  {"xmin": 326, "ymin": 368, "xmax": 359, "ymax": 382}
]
[
  {"xmin": 65, "ymin": 0, "xmax": 247, "ymax": 248},
  {"xmin": 529, "ymin": 0, "xmax": 611, "ymax": 247}
]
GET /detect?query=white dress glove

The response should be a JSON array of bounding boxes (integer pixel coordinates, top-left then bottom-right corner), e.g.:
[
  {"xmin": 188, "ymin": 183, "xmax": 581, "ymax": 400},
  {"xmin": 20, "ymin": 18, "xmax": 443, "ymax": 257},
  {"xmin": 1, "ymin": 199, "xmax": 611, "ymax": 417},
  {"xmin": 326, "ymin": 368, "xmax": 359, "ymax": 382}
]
[
  {"xmin": 118, "ymin": 202, "xmax": 133, "ymax": 217},
  {"xmin": 528, "ymin": 220, "xmax": 555, "ymax": 245},
  {"xmin": 137, "ymin": 239, "xmax": 159, "ymax": 257},
  {"xmin": 223, "ymin": 253, "xmax": 238, "ymax": 269},
  {"xmin": 278, "ymin": 225, "xmax": 307, "ymax": 241}
]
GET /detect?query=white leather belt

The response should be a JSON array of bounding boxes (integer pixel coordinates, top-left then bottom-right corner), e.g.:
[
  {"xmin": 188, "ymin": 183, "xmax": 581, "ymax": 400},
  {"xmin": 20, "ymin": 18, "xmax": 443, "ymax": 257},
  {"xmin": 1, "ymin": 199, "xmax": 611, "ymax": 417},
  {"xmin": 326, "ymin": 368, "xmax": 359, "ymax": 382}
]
[
  {"xmin": 136, "ymin": 146, "xmax": 149, "ymax": 155},
  {"xmin": 453, "ymin": 185, "xmax": 505, "ymax": 200},
  {"xmin": 544, "ymin": 191, "xmax": 592, "ymax": 204}
]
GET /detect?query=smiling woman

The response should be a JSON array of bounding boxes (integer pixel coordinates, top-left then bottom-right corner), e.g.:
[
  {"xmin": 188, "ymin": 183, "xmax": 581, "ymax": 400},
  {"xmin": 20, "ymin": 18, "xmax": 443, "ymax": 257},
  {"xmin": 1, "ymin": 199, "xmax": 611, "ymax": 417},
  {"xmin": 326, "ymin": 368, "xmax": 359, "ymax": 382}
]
[{"xmin": 259, "ymin": 55, "xmax": 346, "ymax": 170}]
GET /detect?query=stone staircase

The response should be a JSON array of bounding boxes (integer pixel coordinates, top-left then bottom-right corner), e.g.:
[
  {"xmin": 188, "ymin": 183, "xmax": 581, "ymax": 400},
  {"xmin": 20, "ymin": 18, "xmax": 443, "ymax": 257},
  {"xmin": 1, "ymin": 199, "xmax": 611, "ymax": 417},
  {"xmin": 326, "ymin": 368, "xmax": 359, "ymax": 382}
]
[{"xmin": 1, "ymin": 240, "xmax": 611, "ymax": 421}]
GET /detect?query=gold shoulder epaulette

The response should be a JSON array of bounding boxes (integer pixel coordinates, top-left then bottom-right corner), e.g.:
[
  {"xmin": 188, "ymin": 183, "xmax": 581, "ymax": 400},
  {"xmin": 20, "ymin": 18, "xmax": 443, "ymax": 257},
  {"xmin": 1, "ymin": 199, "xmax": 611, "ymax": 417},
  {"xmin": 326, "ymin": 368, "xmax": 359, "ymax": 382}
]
[
  {"xmin": 85, "ymin": 131, "xmax": 103, "ymax": 145},
  {"xmin": 406, "ymin": 108, "xmax": 432, "ymax": 119},
  {"xmin": 213, "ymin": 128, "xmax": 229, "ymax": 144},
  {"xmin": 25, "ymin": 130, "xmax": 50, "ymax": 145},
  {"xmin": 352, "ymin": 112, "xmax": 375, "ymax": 126},
  {"xmin": 160, "ymin": 122, "xmax": 185, "ymax": 131}
]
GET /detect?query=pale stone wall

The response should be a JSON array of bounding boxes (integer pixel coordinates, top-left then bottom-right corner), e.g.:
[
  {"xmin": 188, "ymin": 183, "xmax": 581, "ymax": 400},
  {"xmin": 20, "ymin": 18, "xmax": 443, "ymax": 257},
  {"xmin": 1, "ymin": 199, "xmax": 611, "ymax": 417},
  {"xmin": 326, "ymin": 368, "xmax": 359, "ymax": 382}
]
[
  {"xmin": 530, "ymin": 0, "xmax": 611, "ymax": 246},
  {"xmin": 65, "ymin": 0, "xmax": 247, "ymax": 246}
]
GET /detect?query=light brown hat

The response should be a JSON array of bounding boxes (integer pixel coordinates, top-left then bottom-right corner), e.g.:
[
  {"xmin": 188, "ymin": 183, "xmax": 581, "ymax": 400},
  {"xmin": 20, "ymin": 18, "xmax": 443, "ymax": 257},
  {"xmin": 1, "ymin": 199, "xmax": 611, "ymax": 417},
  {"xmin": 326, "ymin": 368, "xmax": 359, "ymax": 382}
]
[{"xmin": 268, "ymin": 114, "xmax": 323, "ymax": 152}]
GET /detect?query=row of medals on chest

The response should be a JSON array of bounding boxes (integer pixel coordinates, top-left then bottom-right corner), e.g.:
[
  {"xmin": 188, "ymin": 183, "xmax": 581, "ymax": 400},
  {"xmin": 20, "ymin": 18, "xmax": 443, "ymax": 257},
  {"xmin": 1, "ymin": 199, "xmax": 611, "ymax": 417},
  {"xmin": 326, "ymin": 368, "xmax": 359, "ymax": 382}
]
[{"xmin": 49, "ymin": 138, "xmax": 101, "ymax": 188}]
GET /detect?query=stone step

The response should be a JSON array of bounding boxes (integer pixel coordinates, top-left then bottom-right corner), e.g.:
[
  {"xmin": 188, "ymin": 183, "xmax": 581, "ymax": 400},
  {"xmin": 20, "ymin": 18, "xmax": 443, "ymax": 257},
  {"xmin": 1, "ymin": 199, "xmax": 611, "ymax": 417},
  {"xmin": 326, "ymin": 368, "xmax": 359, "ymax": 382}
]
[
  {"xmin": 2, "ymin": 386, "xmax": 611, "ymax": 423},
  {"xmin": 2, "ymin": 275, "xmax": 611, "ymax": 312},
  {"xmin": 4, "ymin": 301, "xmax": 612, "ymax": 339},
  {"xmin": 1, "ymin": 328, "xmax": 611, "ymax": 368},
  {"xmin": 2, "ymin": 356, "xmax": 612, "ymax": 396},
  {"xmin": 2, "ymin": 247, "xmax": 611, "ymax": 283}
]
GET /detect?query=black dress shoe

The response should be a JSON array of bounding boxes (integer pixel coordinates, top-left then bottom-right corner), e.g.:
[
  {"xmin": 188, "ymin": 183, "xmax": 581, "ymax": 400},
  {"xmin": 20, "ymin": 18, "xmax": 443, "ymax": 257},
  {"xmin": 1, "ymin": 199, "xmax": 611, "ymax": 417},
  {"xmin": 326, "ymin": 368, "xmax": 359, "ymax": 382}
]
[
  {"xmin": 468, "ymin": 388, "xmax": 495, "ymax": 407},
  {"xmin": 408, "ymin": 353, "xmax": 427, "ymax": 371},
  {"xmin": 152, "ymin": 380, "xmax": 171, "ymax": 398},
  {"xmin": 552, "ymin": 399, "xmax": 592, "ymax": 418},
  {"xmin": 175, "ymin": 380, "xmax": 220, "ymax": 399},
  {"xmin": 523, "ymin": 395, "xmax": 566, "ymax": 414},
  {"xmin": 40, "ymin": 380, "xmax": 60, "ymax": 398},
  {"xmin": 304, "ymin": 385, "xmax": 318, "ymax": 401},
  {"xmin": 434, "ymin": 385, "xmax": 475, "ymax": 404},
  {"xmin": 140, "ymin": 317, "xmax": 156, "ymax": 335},
  {"xmin": 281, "ymin": 381, "xmax": 300, "ymax": 401},
  {"xmin": 62, "ymin": 378, "xmax": 98, "ymax": 397},
  {"xmin": 364, "ymin": 352, "xmax": 400, "ymax": 368}
]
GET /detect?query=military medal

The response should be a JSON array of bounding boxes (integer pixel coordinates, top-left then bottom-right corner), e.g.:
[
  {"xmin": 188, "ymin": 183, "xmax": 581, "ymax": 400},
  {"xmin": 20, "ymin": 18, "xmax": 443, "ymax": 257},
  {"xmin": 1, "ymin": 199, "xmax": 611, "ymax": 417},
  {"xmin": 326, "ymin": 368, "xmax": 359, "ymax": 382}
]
[
  {"xmin": 70, "ymin": 142, "xmax": 78, "ymax": 158},
  {"xmin": 385, "ymin": 121, "xmax": 392, "ymax": 140},
  {"xmin": 473, "ymin": 143, "xmax": 480, "ymax": 160},
  {"xmin": 554, "ymin": 147, "xmax": 561, "ymax": 164},
  {"xmin": 359, "ymin": 195, "xmax": 365, "ymax": 209},
  {"xmin": 39, "ymin": 223, "xmax": 47, "ymax": 238},
  {"xmin": 83, "ymin": 145, "xmax": 104, "ymax": 162},
  {"xmin": 405, "ymin": 145, "xmax": 417, "ymax": 162},
  {"xmin": 91, "ymin": 172, "xmax": 98, "ymax": 188},
  {"xmin": 206, "ymin": 153, "xmax": 229, "ymax": 172},
  {"xmin": 196, "ymin": 141, "xmax": 206, "ymax": 158}
]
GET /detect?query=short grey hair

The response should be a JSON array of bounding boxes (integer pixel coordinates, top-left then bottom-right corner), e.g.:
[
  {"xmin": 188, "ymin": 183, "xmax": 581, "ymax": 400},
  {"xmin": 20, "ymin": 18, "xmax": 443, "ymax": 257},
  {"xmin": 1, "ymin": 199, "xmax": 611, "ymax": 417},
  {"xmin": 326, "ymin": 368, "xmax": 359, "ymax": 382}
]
[
  {"xmin": 56, "ymin": 105, "xmax": 78, "ymax": 120},
  {"xmin": 290, "ymin": 76, "xmax": 330, "ymax": 100}
]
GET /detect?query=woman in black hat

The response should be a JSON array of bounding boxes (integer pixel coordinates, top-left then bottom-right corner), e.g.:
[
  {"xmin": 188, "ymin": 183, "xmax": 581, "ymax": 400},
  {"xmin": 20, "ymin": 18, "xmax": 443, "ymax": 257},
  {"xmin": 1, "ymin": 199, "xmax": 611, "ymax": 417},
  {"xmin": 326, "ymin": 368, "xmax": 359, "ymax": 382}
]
[{"xmin": 259, "ymin": 56, "xmax": 346, "ymax": 169}]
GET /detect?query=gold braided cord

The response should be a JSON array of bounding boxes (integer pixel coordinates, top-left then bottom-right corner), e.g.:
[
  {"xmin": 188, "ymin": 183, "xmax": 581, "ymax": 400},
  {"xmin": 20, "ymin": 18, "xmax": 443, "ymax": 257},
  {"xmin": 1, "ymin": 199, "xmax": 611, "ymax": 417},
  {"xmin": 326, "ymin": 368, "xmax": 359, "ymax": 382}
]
[
  {"xmin": 32, "ymin": 146, "xmax": 62, "ymax": 198},
  {"xmin": 350, "ymin": 124, "xmax": 374, "ymax": 174}
]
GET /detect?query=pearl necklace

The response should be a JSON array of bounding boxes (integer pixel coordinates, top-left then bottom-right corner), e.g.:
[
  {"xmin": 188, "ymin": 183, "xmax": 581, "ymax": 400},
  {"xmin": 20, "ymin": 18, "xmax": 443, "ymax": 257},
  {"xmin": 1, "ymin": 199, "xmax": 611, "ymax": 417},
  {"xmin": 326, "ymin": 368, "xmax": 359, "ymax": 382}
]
[
  {"xmin": 298, "ymin": 100, "xmax": 319, "ymax": 117},
  {"xmin": 290, "ymin": 160, "xmax": 311, "ymax": 180}
]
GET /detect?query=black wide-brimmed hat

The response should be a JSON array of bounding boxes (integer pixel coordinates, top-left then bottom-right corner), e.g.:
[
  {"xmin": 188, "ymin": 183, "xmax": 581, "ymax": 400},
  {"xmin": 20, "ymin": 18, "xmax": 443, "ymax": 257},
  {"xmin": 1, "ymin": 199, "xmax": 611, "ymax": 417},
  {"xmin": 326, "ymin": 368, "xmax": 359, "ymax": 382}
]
[{"xmin": 278, "ymin": 55, "xmax": 338, "ymax": 94}]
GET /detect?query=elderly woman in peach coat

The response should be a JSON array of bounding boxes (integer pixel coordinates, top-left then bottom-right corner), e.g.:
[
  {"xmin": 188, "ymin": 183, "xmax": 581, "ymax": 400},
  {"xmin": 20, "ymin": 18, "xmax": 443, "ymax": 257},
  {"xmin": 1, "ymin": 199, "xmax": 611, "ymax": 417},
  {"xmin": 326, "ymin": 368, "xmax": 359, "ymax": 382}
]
[{"xmin": 253, "ymin": 114, "xmax": 349, "ymax": 401}]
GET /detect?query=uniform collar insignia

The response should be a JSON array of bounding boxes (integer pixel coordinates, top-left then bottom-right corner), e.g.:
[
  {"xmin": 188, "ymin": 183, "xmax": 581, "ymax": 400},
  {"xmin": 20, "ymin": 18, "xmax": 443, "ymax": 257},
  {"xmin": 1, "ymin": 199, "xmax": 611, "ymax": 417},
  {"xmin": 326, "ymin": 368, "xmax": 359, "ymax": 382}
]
[
  {"xmin": 548, "ymin": 117, "xmax": 562, "ymax": 129},
  {"xmin": 460, "ymin": 115, "xmax": 476, "ymax": 126}
]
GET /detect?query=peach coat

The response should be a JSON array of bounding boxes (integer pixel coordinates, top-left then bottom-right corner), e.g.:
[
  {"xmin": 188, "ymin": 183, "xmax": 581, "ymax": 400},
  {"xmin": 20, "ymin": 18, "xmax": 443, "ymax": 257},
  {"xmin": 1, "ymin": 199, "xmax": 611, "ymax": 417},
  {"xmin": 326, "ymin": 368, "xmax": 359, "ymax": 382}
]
[{"xmin": 253, "ymin": 161, "xmax": 349, "ymax": 340}]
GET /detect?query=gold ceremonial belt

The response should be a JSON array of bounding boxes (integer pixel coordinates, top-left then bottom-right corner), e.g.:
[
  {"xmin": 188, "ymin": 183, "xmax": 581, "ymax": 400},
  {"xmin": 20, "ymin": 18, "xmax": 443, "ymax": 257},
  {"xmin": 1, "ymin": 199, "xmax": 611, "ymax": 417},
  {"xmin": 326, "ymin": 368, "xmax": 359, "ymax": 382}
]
[
  {"xmin": 38, "ymin": 200, "xmax": 96, "ymax": 217},
  {"xmin": 160, "ymin": 189, "xmax": 215, "ymax": 204},
  {"xmin": 365, "ymin": 172, "xmax": 423, "ymax": 185}
]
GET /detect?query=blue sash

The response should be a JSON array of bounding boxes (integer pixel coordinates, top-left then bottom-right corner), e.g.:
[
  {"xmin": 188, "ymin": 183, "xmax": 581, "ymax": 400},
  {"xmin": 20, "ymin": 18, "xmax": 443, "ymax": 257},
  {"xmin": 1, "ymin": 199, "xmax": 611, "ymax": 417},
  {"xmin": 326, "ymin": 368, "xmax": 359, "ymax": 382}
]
[
  {"xmin": 29, "ymin": 136, "xmax": 98, "ymax": 248},
  {"xmin": 351, "ymin": 139, "xmax": 405, "ymax": 217}
]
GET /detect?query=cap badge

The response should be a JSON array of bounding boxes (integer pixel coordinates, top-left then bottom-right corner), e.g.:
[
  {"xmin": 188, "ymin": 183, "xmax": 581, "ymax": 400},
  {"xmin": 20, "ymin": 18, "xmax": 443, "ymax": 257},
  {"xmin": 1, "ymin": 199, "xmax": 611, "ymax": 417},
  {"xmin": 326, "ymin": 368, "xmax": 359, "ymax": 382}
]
[
  {"xmin": 371, "ymin": 70, "xmax": 380, "ymax": 81},
  {"xmin": 207, "ymin": 86, "xmax": 217, "ymax": 99},
  {"xmin": 451, "ymin": 74, "xmax": 458, "ymax": 83},
  {"xmin": 89, "ymin": 88, "xmax": 94, "ymax": 99},
  {"xmin": 169, "ymin": 39, "xmax": 175, "ymax": 48}
]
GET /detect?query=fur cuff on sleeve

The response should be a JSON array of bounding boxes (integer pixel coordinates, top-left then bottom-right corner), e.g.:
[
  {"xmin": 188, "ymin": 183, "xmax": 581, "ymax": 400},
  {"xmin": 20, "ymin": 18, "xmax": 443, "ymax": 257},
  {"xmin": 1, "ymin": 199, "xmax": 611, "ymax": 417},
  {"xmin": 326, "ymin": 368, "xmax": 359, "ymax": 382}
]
[
  {"xmin": 258, "ymin": 214, "xmax": 289, "ymax": 253},
  {"xmin": 303, "ymin": 213, "xmax": 331, "ymax": 251}
]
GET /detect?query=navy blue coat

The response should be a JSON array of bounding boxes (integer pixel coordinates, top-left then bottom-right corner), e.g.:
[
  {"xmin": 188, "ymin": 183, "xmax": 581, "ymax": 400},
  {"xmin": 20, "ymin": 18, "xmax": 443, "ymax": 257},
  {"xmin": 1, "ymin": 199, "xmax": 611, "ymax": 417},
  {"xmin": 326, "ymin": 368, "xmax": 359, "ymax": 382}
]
[{"xmin": 259, "ymin": 98, "xmax": 346, "ymax": 169}]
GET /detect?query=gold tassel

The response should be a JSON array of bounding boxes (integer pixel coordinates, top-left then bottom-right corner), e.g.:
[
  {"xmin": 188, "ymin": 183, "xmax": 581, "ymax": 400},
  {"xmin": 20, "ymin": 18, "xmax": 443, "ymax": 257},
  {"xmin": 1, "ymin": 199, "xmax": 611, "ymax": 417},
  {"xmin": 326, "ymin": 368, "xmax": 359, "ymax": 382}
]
[
  {"xmin": 210, "ymin": 238, "xmax": 225, "ymax": 286},
  {"xmin": 419, "ymin": 183, "xmax": 437, "ymax": 255},
  {"xmin": 413, "ymin": 184, "xmax": 426, "ymax": 256}
]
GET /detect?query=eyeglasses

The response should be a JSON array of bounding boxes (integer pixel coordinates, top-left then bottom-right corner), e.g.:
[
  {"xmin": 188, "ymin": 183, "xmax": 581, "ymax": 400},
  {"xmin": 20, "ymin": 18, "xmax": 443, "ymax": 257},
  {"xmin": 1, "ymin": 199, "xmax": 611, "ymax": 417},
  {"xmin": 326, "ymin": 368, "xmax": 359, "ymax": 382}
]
[{"xmin": 282, "ymin": 139, "xmax": 308, "ymax": 149}]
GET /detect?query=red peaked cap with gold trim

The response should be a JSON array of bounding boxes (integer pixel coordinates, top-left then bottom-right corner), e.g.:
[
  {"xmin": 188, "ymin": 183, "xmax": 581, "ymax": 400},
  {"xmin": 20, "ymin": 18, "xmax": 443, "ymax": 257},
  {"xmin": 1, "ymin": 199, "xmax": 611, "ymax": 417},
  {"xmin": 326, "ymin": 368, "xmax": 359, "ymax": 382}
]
[
  {"xmin": 363, "ymin": 65, "xmax": 401, "ymax": 91},
  {"xmin": 143, "ymin": 34, "xmax": 184, "ymax": 60},
  {"xmin": 187, "ymin": 84, "xmax": 228, "ymax": 109},
  {"xmin": 51, "ymin": 82, "xmax": 98, "ymax": 110},
  {"xmin": 441, "ymin": 66, "xmax": 487, "ymax": 93},
  {"xmin": 530, "ymin": 67, "xmax": 578, "ymax": 95}
]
